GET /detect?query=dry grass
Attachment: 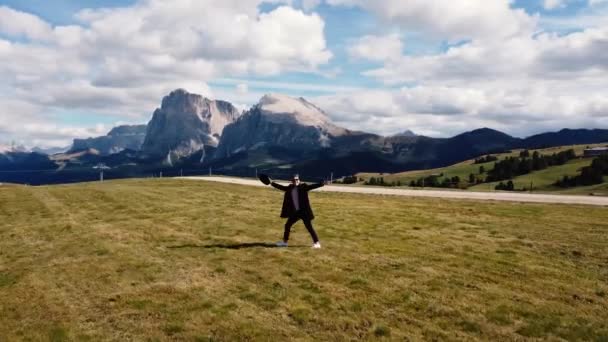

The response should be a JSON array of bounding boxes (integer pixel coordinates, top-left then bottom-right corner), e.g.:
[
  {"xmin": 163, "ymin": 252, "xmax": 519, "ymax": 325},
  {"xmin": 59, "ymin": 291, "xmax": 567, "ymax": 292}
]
[{"xmin": 1, "ymin": 179, "xmax": 607, "ymax": 341}]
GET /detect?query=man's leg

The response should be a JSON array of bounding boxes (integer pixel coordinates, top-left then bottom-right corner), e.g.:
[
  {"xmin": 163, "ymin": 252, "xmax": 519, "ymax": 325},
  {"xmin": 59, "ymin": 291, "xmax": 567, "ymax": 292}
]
[
  {"xmin": 283, "ymin": 215, "xmax": 300, "ymax": 242},
  {"xmin": 302, "ymin": 218, "xmax": 320, "ymax": 243}
]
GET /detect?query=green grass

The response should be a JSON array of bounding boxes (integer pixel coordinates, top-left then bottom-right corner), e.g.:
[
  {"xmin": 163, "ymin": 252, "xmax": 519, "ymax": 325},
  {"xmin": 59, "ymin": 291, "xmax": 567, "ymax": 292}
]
[
  {"xmin": 1, "ymin": 179, "xmax": 608, "ymax": 340},
  {"xmin": 469, "ymin": 158, "xmax": 595, "ymax": 192},
  {"xmin": 357, "ymin": 144, "xmax": 608, "ymax": 193}
]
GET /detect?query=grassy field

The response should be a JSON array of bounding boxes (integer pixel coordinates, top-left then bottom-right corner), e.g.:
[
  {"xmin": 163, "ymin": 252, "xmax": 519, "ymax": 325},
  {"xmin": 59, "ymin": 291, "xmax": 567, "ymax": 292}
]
[
  {"xmin": 1, "ymin": 179, "xmax": 608, "ymax": 341},
  {"xmin": 468, "ymin": 158, "xmax": 600, "ymax": 192},
  {"xmin": 357, "ymin": 144, "xmax": 608, "ymax": 193}
]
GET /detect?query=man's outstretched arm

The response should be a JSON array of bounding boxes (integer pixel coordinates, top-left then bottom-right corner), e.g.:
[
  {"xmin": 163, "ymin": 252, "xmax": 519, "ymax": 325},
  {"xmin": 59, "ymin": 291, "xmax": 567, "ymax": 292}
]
[
  {"xmin": 271, "ymin": 182, "xmax": 289, "ymax": 191},
  {"xmin": 307, "ymin": 181, "xmax": 326, "ymax": 191}
]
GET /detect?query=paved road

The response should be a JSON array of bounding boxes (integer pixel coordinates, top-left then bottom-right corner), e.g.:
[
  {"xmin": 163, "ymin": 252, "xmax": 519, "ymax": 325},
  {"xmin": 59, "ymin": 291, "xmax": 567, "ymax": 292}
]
[{"xmin": 180, "ymin": 176, "xmax": 608, "ymax": 207}]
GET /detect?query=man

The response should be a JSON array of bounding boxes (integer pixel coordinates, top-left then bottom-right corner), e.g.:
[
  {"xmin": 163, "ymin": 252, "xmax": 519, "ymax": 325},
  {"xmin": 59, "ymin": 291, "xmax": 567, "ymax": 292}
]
[{"xmin": 269, "ymin": 174, "xmax": 325, "ymax": 249}]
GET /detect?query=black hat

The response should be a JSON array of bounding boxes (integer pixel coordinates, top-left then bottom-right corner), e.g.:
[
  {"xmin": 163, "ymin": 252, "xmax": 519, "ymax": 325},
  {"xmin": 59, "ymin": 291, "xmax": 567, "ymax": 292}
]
[{"xmin": 258, "ymin": 173, "xmax": 271, "ymax": 185}]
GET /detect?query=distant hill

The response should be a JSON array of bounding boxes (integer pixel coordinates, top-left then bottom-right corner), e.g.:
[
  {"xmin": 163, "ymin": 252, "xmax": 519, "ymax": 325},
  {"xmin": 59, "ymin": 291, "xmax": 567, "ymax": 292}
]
[
  {"xmin": 521, "ymin": 129, "xmax": 608, "ymax": 148},
  {"xmin": 357, "ymin": 143, "xmax": 608, "ymax": 194}
]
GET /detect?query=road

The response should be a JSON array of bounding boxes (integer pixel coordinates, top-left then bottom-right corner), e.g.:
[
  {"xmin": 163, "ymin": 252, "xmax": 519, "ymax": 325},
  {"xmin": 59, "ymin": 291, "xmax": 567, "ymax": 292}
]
[{"xmin": 180, "ymin": 176, "xmax": 608, "ymax": 207}]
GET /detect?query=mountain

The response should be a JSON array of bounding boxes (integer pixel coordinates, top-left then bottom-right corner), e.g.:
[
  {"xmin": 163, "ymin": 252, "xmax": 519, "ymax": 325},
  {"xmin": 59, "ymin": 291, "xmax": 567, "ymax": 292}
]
[
  {"xmin": 434, "ymin": 128, "xmax": 520, "ymax": 163},
  {"xmin": 0, "ymin": 151, "xmax": 56, "ymax": 171},
  {"xmin": 5, "ymin": 88, "xmax": 608, "ymax": 185},
  {"xmin": 522, "ymin": 129, "xmax": 608, "ymax": 148},
  {"xmin": 69, "ymin": 125, "xmax": 147, "ymax": 155},
  {"xmin": 0, "ymin": 144, "xmax": 28, "ymax": 153},
  {"xmin": 392, "ymin": 130, "xmax": 417, "ymax": 137},
  {"xmin": 32, "ymin": 146, "xmax": 70, "ymax": 155},
  {"xmin": 214, "ymin": 94, "xmax": 349, "ymax": 159},
  {"xmin": 141, "ymin": 89, "xmax": 240, "ymax": 162}
]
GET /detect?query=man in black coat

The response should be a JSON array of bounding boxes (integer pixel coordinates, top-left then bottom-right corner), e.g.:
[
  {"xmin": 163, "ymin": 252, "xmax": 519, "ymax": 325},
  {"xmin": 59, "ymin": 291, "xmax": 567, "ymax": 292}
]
[{"xmin": 270, "ymin": 174, "xmax": 325, "ymax": 248}]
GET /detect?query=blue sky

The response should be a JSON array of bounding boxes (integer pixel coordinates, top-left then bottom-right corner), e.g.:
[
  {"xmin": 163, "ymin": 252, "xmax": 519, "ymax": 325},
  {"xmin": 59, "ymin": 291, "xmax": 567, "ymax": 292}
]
[{"xmin": 0, "ymin": 0, "xmax": 607, "ymax": 147}]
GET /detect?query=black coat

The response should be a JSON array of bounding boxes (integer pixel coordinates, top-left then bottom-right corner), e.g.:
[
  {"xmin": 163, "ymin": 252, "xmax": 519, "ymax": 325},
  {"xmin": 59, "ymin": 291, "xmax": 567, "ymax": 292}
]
[{"xmin": 271, "ymin": 182, "xmax": 324, "ymax": 219}]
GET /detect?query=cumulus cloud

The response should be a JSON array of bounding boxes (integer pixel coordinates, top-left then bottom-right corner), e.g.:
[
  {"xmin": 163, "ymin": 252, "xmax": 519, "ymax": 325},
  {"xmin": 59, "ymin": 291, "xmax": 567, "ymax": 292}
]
[
  {"xmin": 544, "ymin": 0, "xmax": 566, "ymax": 10},
  {"xmin": 0, "ymin": 1, "xmax": 332, "ymax": 147},
  {"xmin": 347, "ymin": 34, "xmax": 403, "ymax": 62},
  {"xmin": 314, "ymin": 84, "xmax": 608, "ymax": 137},
  {"xmin": 0, "ymin": 6, "xmax": 53, "ymax": 41},
  {"xmin": 589, "ymin": 0, "xmax": 608, "ymax": 6},
  {"xmin": 325, "ymin": 0, "xmax": 536, "ymax": 40},
  {"xmin": 301, "ymin": 0, "xmax": 322, "ymax": 11},
  {"xmin": 325, "ymin": 1, "xmax": 608, "ymax": 138}
]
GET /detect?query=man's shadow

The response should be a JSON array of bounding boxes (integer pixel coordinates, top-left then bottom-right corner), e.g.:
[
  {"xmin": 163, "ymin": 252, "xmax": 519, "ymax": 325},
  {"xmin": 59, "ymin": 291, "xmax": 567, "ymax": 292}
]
[{"xmin": 168, "ymin": 242, "xmax": 306, "ymax": 250}]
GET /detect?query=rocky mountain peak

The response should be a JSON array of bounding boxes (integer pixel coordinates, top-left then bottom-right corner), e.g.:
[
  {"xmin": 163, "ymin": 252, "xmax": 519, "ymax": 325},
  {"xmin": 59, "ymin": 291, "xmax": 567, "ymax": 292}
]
[
  {"xmin": 69, "ymin": 124, "xmax": 147, "ymax": 155},
  {"xmin": 142, "ymin": 89, "xmax": 240, "ymax": 161},
  {"xmin": 256, "ymin": 93, "xmax": 345, "ymax": 136},
  {"xmin": 214, "ymin": 94, "xmax": 352, "ymax": 159}
]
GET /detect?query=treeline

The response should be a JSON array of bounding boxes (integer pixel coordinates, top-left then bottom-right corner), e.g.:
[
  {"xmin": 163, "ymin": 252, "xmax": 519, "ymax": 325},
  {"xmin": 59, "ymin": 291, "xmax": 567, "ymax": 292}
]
[
  {"xmin": 408, "ymin": 174, "xmax": 465, "ymax": 188},
  {"xmin": 474, "ymin": 155, "xmax": 498, "ymax": 164},
  {"xmin": 555, "ymin": 155, "xmax": 608, "ymax": 187},
  {"xmin": 337, "ymin": 175, "xmax": 360, "ymax": 184},
  {"xmin": 495, "ymin": 180, "xmax": 515, "ymax": 191},
  {"xmin": 365, "ymin": 177, "xmax": 403, "ymax": 187},
  {"xmin": 486, "ymin": 149, "xmax": 576, "ymax": 183}
]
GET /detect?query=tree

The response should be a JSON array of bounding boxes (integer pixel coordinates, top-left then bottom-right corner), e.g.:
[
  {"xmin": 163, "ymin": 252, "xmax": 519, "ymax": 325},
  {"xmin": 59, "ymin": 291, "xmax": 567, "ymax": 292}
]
[
  {"xmin": 507, "ymin": 180, "xmax": 515, "ymax": 191},
  {"xmin": 469, "ymin": 173, "xmax": 476, "ymax": 184},
  {"xmin": 520, "ymin": 150, "xmax": 530, "ymax": 158},
  {"xmin": 479, "ymin": 165, "xmax": 485, "ymax": 174},
  {"xmin": 410, "ymin": 180, "xmax": 416, "ymax": 187}
]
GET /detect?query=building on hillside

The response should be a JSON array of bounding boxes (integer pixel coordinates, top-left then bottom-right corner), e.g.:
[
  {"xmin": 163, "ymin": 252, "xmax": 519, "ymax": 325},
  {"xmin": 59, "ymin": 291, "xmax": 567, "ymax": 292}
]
[{"xmin": 583, "ymin": 147, "xmax": 608, "ymax": 157}]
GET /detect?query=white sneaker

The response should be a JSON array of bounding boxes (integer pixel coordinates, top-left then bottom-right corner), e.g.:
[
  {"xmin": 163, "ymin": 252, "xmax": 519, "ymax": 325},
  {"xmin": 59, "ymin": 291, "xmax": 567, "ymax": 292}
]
[
  {"xmin": 276, "ymin": 241, "xmax": 288, "ymax": 247},
  {"xmin": 312, "ymin": 242, "xmax": 321, "ymax": 249}
]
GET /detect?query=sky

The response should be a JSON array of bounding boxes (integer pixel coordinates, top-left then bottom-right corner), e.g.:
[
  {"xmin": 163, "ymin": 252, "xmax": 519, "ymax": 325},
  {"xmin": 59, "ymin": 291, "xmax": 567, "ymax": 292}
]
[{"xmin": 1, "ymin": 0, "xmax": 608, "ymax": 147}]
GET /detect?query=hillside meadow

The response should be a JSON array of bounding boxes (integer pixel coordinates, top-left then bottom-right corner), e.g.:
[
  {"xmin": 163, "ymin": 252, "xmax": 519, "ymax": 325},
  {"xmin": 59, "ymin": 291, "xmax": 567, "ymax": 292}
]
[
  {"xmin": 1, "ymin": 179, "xmax": 607, "ymax": 341},
  {"xmin": 358, "ymin": 144, "xmax": 608, "ymax": 193}
]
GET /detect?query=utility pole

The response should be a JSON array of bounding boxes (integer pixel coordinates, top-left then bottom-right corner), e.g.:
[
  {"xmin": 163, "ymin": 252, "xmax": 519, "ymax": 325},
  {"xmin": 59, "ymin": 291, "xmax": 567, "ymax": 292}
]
[
  {"xmin": 330, "ymin": 172, "xmax": 333, "ymax": 184},
  {"xmin": 93, "ymin": 163, "xmax": 110, "ymax": 182}
]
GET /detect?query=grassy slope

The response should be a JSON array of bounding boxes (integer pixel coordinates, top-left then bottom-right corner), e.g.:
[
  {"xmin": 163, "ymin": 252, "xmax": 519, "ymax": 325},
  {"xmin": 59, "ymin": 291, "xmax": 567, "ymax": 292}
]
[
  {"xmin": 357, "ymin": 144, "xmax": 607, "ymax": 193},
  {"xmin": 1, "ymin": 180, "xmax": 607, "ymax": 341},
  {"xmin": 468, "ymin": 158, "xmax": 595, "ymax": 192}
]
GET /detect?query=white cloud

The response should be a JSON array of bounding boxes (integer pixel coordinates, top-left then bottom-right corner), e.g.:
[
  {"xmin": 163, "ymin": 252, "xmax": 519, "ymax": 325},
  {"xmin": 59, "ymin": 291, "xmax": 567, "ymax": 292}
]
[
  {"xmin": 236, "ymin": 83, "xmax": 249, "ymax": 95},
  {"xmin": 358, "ymin": 26, "xmax": 608, "ymax": 85},
  {"xmin": 314, "ymin": 84, "xmax": 608, "ymax": 137},
  {"xmin": 301, "ymin": 0, "xmax": 322, "ymax": 11},
  {"xmin": 347, "ymin": 34, "xmax": 403, "ymax": 62},
  {"xmin": 0, "ymin": 6, "xmax": 53, "ymax": 41},
  {"xmin": 589, "ymin": 0, "xmax": 608, "ymax": 6},
  {"xmin": 325, "ymin": 0, "xmax": 537, "ymax": 40},
  {"xmin": 322, "ymin": 17, "xmax": 608, "ymax": 137},
  {"xmin": 0, "ymin": 1, "xmax": 332, "ymax": 147},
  {"xmin": 544, "ymin": 0, "xmax": 566, "ymax": 10}
]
